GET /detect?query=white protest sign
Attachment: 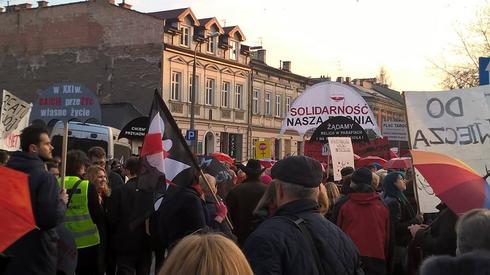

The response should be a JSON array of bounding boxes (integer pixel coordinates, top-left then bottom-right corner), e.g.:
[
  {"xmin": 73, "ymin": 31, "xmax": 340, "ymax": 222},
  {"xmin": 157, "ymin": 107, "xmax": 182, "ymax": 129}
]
[
  {"xmin": 382, "ymin": 121, "xmax": 408, "ymax": 141},
  {"xmin": 280, "ymin": 82, "xmax": 381, "ymax": 137},
  {"xmin": 414, "ymin": 168, "xmax": 441, "ymax": 213},
  {"xmin": 405, "ymin": 86, "xmax": 490, "ymax": 175},
  {"xmin": 328, "ymin": 137, "xmax": 355, "ymax": 181},
  {"xmin": 1, "ymin": 90, "xmax": 32, "ymax": 151}
]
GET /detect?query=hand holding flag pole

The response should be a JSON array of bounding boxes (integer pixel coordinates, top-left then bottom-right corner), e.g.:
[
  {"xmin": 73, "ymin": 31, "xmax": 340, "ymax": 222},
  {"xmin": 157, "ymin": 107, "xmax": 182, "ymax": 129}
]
[{"xmin": 198, "ymin": 170, "xmax": 234, "ymax": 229}]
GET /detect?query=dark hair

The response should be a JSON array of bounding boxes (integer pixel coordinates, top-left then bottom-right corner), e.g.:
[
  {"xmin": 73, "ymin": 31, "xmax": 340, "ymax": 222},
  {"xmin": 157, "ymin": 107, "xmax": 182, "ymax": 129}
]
[
  {"xmin": 88, "ymin": 146, "xmax": 106, "ymax": 159},
  {"xmin": 124, "ymin": 157, "xmax": 141, "ymax": 176},
  {"xmin": 382, "ymin": 172, "xmax": 407, "ymax": 202},
  {"xmin": 46, "ymin": 161, "xmax": 59, "ymax": 170},
  {"xmin": 66, "ymin": 150, "xmax": 90, "ymax": 176},
  {"xmin": 20, "ymin": 125, "xmax": 49, "ymax": 152},
  {"xmin": 0, "ymin": 150, "xmax": 9, "ymax": 165}
]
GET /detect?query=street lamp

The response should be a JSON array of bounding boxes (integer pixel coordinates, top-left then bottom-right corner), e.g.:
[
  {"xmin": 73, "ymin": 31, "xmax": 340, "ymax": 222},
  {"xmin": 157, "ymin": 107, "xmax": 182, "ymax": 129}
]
[{"xmin": 190, "ymin": 32, "xmax": 220, "ymax": 154}]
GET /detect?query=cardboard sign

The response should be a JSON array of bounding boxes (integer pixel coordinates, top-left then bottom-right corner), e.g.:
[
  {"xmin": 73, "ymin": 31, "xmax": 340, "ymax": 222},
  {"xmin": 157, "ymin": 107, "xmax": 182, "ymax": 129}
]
[
  {"xmin": 382, "ymin": 121, "xmax": 408, "ymax": 142},
  {"xmin": 255, "ymin": 139, "xmax": 271, "ymax": 159},
  {"xmin": 280, "ymin": 82, "xmax": 381, "ymax": 137},
  {"xmin": 0, "ymin": 90, "xmax": 32, "ymax": 151},
  {"xmin": 30, "ymin": 83, "xmax": 101, "ymax": 124},
  {"xmin": 405, "ymin": 86, "xmax": 490, "ymax": 175},
  {"xmin": 328, "ymin": 137, "xmax": 355, "ymax": 181}
]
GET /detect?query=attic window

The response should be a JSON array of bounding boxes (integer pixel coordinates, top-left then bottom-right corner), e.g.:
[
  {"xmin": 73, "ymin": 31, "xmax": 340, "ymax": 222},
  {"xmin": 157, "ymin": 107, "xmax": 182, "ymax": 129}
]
[
  {"xmin": 229, "ymin": 40, "xmax": 238, "ymax": 60},
  {"xmin": 180, "ymin": 26, "xmax": 190, "ymax": 47}
]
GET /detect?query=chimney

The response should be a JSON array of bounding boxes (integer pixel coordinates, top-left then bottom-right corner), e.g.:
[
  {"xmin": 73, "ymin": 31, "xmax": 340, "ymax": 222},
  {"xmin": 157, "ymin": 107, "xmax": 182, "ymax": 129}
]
[
  {"xmin": 251, "ymin": 49, "xmax": 266, "ymax": 63},
  {"xmin": 37, "ymin": 1, "xmax": 48, "ymax": 8},
  {"xmin": 17, "ymin": 3, "xmax": 32, "ymax": 10},
  {"xmin": 336, "ymin": 77, "xmax": 344, "ymax": 83},
  {"xmin": 118, "ymin": 1, "xmax": 132, "ymax": 9},
  {"xmin": 282, "ymin": 61, "xmax": 291, "ymax": 72}
]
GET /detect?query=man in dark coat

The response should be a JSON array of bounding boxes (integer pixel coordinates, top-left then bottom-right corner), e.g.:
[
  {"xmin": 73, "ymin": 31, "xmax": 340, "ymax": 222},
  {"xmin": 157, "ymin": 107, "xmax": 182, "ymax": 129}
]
[
  {"xmin": 226, "ymin": 159, "xmax": 266, "ymax": 246},
  {"xmin": 243, "ymin": 156, "xmax": 363, "ymax": 275},
  {"xmin": 4, "ymin": 125, "xmax": 67, "ymax": 275},
  {"xmin": 106, "ymin": 157, "xmax": 151, "ymax": 275},
  {"xmin": 337, "ymin": 168, "xmax": 390, "ymax": 275}
]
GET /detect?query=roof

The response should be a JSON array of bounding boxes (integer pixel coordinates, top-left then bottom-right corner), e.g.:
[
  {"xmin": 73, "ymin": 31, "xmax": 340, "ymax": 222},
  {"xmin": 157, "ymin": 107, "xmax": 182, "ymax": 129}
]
[
  {"xmin": 371, "ymin": 84, "xmax": 404, "ymax": 104},
  {"xmin": 148, "ymin": 7, "xmax": 200, "ymax": 26},
  {"xmin": 101, "ymin": 103, "xmax": 144, "ymax": 130},
  {"xmin": 223, "ymin": 25, "xmax": 246, "ymax": 41},
  {"xmin": 198, "ymin": 17, "xmax": 224, "ymax": 33},
  {"xmin": 250, "ymin": 59, "xmax": 312, "ymax": 84},
  {"xmin": 346, "ymin": 84, "xmax": 374, "ymax": 98}
]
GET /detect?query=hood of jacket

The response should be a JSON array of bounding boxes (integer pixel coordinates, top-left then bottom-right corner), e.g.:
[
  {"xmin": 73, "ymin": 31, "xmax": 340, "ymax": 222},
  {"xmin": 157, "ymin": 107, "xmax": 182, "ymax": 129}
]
[
  {"xmin": 348, "ymin": 192, "xmax": 382, "ymax": 205},
  {"xmin": 7, "ymin": 151, "xmax": 46, "ymax": 174}
]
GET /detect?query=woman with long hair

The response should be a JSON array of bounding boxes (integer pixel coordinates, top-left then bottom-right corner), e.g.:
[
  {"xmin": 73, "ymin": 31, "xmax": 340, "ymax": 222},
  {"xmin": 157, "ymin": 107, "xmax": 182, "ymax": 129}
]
[
  {"xmin": 86, "ymin": 165, "xmax": 111, "ymax": 205},
  {"xmin": 159, "ymin": 233, "xmax": 253, "ymax": 275}
]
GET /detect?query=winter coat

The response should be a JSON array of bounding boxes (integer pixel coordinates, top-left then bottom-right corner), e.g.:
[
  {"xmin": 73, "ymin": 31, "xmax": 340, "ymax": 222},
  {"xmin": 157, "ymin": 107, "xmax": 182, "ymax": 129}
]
[
  {"xmin": 4, "ymin": 152, "xmax": 66, "ymax": 275},
  {"xmin": 225, "ymin": 177, "xmax": 266, "ymax": 246},
  {"xmin": 243, "ymin": 199, "xmax": 364, "ymax": 275},
  {"xmin": 204, "ymin": 199, "xmax": 237, "ymax": 241},
  {"xmin": 106, "ymin": 177, "xmax": 151, "ymax": 254},
  {"xmin": 108, "ymin": 170, "xmax": 124, "ymax": 190},
  {"xmin": 419, "ymin": 250, "xmax": 490, "ymax": 275},
  {"xmin": 384, "ymin": 195, "xmax": 418, "ymax": 247},
  {"xmin": 337, "ymin": 192, "xmax": 390, "ymax": 275}
]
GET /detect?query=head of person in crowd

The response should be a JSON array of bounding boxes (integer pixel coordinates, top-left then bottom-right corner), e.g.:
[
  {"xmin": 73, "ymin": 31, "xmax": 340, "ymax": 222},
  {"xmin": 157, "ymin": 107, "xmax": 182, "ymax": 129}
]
[
  {"xmin": 123, "ymin": 157, "xmax": 141, "ymax": 179},
  {"xmin": 340, "ymin": 166, "xmax": 354, "ymax": 195},
  {"xmin": 349, "ymin": 168, "xmax": 374, "ymax": 193},
  {"xmin": 239, "ymin": 159, "xmax": 265, "ymax": 181},
  {"xmin": 199, "ymin": 173, "xmax": 217, "ymax": 201},
  {"xmin": 375, "ymin": 169, "xmax": 387, "ymax": 188},
  {"xmin": 20, "ymin": 125, "xmax": 53, "ymax": 161},
  {"xmin": 456, "ymin": 208, "xmax": 490, "ymax": 255},
  {"xmin": 159, "ymin": 233, "xmax": 253, "ymax": 275},
  {"xmin": 111, "ymin": 159, "xmax": 123, "ymax": 176},
  {"xmin": 0, "ymin": 149, "xmax": 9, "ymax": 166},
  {"xmin": 382, "ymin": 171, "xmax": 408, "ymax": 202},
  {"xmin": 66, "ymin": 150, "xmax": 90, "ymax": 178},
  {"xmin": 270, "ymin": 156, "xmax": 322, "ymax": 208},
  {"xmin": 254, "ymin": 180, "xmax": 279, "ymax": 218},
  {"xmin": 86, "ymin": 165, "xmax": 111, "ymax": 198},
  {"xmin": 87, "ymin": 146, "xmax": 107, "ymax": 169},
  {"xmin": 46, "ymin": 161, "xmax": 60, "ymax": 178},
  {"xmin": 367, "ymin": 163, "xmax": 381, "ymax": 173},
  {"xmin": 325, "ymin": 182, "xmax": 340, "ymax": 205},
  {"xmin": 371, "ymin": 172, "xmax": 380, "ymax": 190},
  {"xmin": 317, "ymin": 183, "xmax": 330, "ymax": 216}
]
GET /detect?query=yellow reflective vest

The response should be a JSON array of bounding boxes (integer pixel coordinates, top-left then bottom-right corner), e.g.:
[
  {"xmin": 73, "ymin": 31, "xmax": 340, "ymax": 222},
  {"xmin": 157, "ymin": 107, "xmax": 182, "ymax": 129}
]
[{"xmin": 64, "ymin": 176, "xmax": 100, "ymax": 249}]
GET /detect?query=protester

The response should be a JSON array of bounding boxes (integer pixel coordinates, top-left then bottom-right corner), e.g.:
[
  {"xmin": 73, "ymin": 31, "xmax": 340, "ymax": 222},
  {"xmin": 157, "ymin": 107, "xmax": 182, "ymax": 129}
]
[
  {"xmin": 243, "ymin": 156, "xmax": 363, "ymax": 275},
  {"xmin": 0, "ymin": 149, "xmax": 9, "ymax": 166},
  {"xmin": 383, "ymin": 172, "xmax": 422, "ymax": 275},
  {"xmin": 110, "ymin": 159, "xmax": 125, "ymax": 182},
  {"xmin": 419, "ymin": 209, "xmax": 490, "ymax": 275},
  {"xmin": 64, "ymin": 150, "xmax": 106, "ymax": 275},
  {"xmin": 159, "ymin": 232, "xmax": 253, "ymax": 275},
  {"xmin": 4, "ymin": 125, "xmax": 67, "ymax": 275},
  {"xmin": 340, "ymin": 166, "xmax": 355, "ymax": 195},
  {"xmin": 199, "ymin": 173, "xmax": 235, "ymax": 240},
  {"xmin": 260, "ymin": 173, "xmax": 272, "ymax": 185},
  {"xmin": 318, "ymin": 183, "xmax": 330, "ymax": 216},
  {"xmin": 330, "ymin": 174, "xmax": 352, "ymax": 224},
  {"xmin": 253, "ymin": 180, "xmax": 278, "ymax": 220},
  {"xmin": 46, "ymin": 161, "xmax": 60, "ymax": 178},
  {"xmin": 88, "ymin": 146, "xmax": 124, "ymax": 190},
  {"xmin": 86, "ymin": 165, "xmax": 112, "ymax": 204},
  {"xmin": 226, "ymin": 159, "xmax": 266, "ymax": 246},
  {"xmin": 324, "ymin": 182, "xmax": 341, "ymax": 219},
  {"xmin": 336, "ymin": 168, "xmax": 390, "ymax": 275},
  {"xmin": 106, "ymin": 157, "xmax": 152, "ymax": 275}
]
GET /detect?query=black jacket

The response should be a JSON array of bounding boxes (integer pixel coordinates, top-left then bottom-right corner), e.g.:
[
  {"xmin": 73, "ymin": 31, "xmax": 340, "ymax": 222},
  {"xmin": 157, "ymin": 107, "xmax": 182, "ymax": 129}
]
[
  {"xmin": 204, "ymin": 199, "xmax": 236, "ymax": 241},
  {"xmin": 243, "ymin": 199, "xmax": 363, "ymax": 275},
  {"xmin": 4, "ymin": 152, "xmax": 66, "ymax": 275},
  {"xmin": 225, "ymin": 178, "xmax": 266, "ymax": 246},
  {"xmin": 106, "ymin": 177, "xmax": 151, "ymax": 254},
  {"xmin": 384, "ymin": 195, "xmax": 418, "ymax": 247},
  {"xmin": 420, "ymin": 250, "xmax": 490, "ymax": 275}
]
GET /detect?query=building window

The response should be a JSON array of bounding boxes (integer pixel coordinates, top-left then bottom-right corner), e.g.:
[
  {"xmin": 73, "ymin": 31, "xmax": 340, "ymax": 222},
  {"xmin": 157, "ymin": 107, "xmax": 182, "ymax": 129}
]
[
  {"xmin": 221, "ymin": 81, "xmax": 231, "ymax": 108},
  {"xmin": 229, "ymin": 40, "xmax": 238, "ymax": 60},
  {"xmin": 188, "ymin": 75, "xmax": 199, "ymax": 103},
  {"xmin": 180, "ymin": 26, "xmax": 190, "ymax": 47},
  {"xmin": 265, "ymin": 92, "xmax": 271, "ymax": 115},
  {"xmin": 275, "ymin": 95, "xmax": 282, "ymax": 117},
  {"xmin": 235, "ymin": 84, "xmax": 243, "ymax": 109},
  {"xmin": 286, "ymin": 96, "xmax": 291, "ymax": 114},
  {"xmin": 252, "ymin": 89, "xmax": 260, "ymax": 114},
  {"xmin": 205, "ymin": 78, "xmax": 215, "ymax": 106},
  {"xmin": 207, "ymin": 34, "xmax": 217, "ymax": 54},
  {"xmin": 171, "ymin": 71, "xmax": 182, "ymax": 100}
]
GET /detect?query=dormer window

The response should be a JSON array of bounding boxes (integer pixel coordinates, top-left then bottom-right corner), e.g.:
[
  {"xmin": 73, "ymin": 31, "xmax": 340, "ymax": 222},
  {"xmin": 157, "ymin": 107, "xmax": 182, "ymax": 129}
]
[
  {"xmin": 207, "ymin": 34, "xmax": 217, "ymax": 54},
  {"xmin": 229, "ymin": 40, "xmax": 238, "ymax": 60},
  {"xmin": 180, "ymin": 26, "xmax": 190, "ymax": 47}
]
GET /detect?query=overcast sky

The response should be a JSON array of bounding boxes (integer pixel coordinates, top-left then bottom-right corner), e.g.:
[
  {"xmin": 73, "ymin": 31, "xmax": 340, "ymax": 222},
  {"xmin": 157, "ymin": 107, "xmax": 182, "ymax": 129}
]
[{"xmin": 4, "ymin": 0, "xmax": 487, "ymax": 91}]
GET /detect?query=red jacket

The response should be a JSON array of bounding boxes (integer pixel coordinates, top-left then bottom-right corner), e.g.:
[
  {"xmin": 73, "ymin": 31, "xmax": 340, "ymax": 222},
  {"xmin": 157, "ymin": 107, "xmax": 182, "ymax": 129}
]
[{"xmin": 337, "ymin": 192, "xmax": 390, "ymax": 274}]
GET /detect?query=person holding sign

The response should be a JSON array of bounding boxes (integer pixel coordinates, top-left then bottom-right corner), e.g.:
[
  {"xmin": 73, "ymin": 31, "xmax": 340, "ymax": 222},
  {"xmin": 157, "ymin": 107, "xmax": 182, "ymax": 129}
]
[{"xmin": 4, "ymin": 125, "xmax": 67, "ymax": 275}]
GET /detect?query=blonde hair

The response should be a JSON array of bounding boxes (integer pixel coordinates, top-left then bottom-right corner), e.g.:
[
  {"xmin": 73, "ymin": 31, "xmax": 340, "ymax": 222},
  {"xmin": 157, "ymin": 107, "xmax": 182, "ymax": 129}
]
[
  {"xmin": 372, "ymin": 172, "xmax": 380, "ymax": 189},
  {"xmin": 85, "ymin": 165, "xmax": 111, "ymax": 197},
  {"xmin": 325, "ymin": 182, "xmax": 340, "ymax": 205},
  {"xmin": 199, "ymin": 173, "xmax": 217, "ymax": 196},
  {"xmin": 159, "ymin": 233, "xmax": 253, "ymax": 275},
  {"xmin": 318, "ymin": 183, "xmax": 330, "ymax": 216}
]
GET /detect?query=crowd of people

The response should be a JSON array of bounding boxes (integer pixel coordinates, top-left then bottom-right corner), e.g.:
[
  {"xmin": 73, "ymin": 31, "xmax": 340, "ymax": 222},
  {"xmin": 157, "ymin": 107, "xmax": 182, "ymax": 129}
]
[{"xmin": 1, "ymin": 124, "xmax": 490, "ymax": 275}]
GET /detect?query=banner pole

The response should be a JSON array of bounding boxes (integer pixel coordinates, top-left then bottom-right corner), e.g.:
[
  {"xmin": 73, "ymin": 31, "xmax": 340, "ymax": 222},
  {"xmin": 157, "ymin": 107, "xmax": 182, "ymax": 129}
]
[
  {"xmin": 199, "ymin": 169, "xmax": 234, "ymax": 230},
  {"xmin": 60, "ymin": 121, "xmax": 69, "ymax": 189},
  {"xmin": 403, "ymin": 92, "xmax": 421, "ymax": 214}
]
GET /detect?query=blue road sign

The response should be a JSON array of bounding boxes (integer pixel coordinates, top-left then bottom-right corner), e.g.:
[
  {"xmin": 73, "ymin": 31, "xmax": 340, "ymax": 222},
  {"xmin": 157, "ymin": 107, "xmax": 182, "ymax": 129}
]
[
  {"xmin": 479, "ymin": 57, "xmax": 490, "ymax": 85},
  {"xmin": 185, "ymin": 129, "xmax": 197, "ymax": 141}
]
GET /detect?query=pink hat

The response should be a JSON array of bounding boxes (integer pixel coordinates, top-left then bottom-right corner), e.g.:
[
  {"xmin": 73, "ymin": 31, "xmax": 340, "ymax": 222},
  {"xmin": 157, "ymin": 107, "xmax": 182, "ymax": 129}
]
[{"xmin": 260, "ymin": 174, "xmax": 272, "ymax": 185}]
